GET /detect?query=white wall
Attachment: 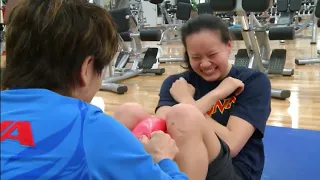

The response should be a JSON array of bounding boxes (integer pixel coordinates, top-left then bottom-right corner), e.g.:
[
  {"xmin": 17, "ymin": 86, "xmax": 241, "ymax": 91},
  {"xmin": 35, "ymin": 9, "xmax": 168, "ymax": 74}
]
[{"xmin": 141, "ymin": 0, "xmax": 158, "ymax": 27}]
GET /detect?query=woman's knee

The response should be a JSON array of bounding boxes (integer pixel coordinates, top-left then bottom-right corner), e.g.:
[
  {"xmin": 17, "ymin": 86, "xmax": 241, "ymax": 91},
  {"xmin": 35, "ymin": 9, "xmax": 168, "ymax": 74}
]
[
  {"xmin": 113, "ymin": 103, "xmax": 150, "ymax": 129},
  {"xmin": 165, "ymin": 104, "xmax": 205, "ymax": 142},
  {"xmin": 166, "ymin": 104, "xmax": 222, "ymax": 161}
]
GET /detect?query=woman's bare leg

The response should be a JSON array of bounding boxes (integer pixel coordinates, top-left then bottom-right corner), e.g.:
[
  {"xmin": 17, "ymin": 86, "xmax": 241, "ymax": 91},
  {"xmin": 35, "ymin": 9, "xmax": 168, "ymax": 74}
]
[{"xmin": 113, "ymin": 103, "xmax": 150, "ymax": 130}]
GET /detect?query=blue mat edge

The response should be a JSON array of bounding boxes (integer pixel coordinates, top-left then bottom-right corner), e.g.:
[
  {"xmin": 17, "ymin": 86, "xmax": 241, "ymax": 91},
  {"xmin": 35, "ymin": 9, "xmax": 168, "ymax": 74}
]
[{"xmin": 265, "ymin": 125, "xmax": 320, "ymax": 133}]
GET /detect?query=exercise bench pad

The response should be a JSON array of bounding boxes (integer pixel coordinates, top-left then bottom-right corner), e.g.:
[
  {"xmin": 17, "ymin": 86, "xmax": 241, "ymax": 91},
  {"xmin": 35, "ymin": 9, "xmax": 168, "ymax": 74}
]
[
  {"xmin": 277, "ymin": 0, "xmax": 288, "ymax": 12},
  {"xmin": 109, "ymin": 8, "xmax": 131, "ymax": 33},
  {"xmin": 139, "ymin": 29, "xmax": 162, "ymax": 41},
  {"xmin": 242, "ymin": 0, "xmax": 272, "ymax": 12},
  {"xmin": 289, "ymin": 0, "xmax": 302, "ymax": 12},
  {"xmin": 210, "ymin": 0, "xmax": 236, "ymax": 11},
  {"xmin": 315, "ymin": 0, "xmax": 320, "ymax": 18},
  {"xmin": 269, "ymin": 26, "xmax": 295, "ymax": 40},
  {"xmin": 148, "ymin": 0, "xmax": 164, "ymax": 5},
  {"xmin": 119, "ymin": 32, "xmax": 132, "ymax": 42},
  {"xmin": 176, "ymin": 2, "xmax": 193, "ymax": 21},
  {"xmin": 197, "ymin": 3, "xmax": 213, "ymax": 15}
]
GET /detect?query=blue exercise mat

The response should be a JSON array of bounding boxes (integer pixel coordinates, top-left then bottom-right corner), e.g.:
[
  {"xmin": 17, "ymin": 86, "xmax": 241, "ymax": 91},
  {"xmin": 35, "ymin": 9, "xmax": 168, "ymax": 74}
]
[{"xmin": 262, "ymin": 126, "xmax": 320, "ymax": 180}]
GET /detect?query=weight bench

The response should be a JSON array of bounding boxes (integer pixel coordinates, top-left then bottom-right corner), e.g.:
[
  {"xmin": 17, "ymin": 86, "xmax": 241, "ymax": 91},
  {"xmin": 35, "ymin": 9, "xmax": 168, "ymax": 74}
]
[
  {"xmin": 274, "ymin": 0, "xmax": 317, "ymax": 44},
  {"xmin": 295, "ymin": 0, "xmax": 320, "ymax": 65},
  {"xmin": 229, "ymin": 18, "xmax": 294, "ymax": 76},
  {"xmin": 100, "ymin": 7, "xmax": 165, "ymax": 94},
  {"xmin": 210, "ymin": 0, "xmax": 293, "ymax": 100},
  {"xmin": 197, "ymin": 3, "xmax": 213, "ymax": 15},
  {"xmin": 276, "ymin": 0, "xmax": 301, "ymax": 26}
]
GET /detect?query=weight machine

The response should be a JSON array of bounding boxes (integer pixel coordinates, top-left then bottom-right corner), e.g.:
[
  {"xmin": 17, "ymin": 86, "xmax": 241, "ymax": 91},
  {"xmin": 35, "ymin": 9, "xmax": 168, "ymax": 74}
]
[
  {"xmin": 157, "ymin": 0, "xmax": 192, "ymax": 45},
  {"xmin": 149, "ymin": 0, "xmax": 193, "ymax": 63},
  {"xmin": 210, "ymin": 0, "xmax": 294, "ymax": 100},
  {"xmin": 295, "ymin": 0, "xmax": 320, "ymax": 65},
  {"xmin": 269, "ymin": 0, "xmax": 318, "ymax": 44},
  {"xmin": 101, "ymin": 7, "xmax": 165, "ymax": 94}
]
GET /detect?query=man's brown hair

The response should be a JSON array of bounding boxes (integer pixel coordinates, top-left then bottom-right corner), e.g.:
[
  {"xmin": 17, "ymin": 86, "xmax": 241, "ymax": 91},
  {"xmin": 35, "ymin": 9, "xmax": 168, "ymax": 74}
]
[{"xmin": 2, "ymin": 0, "xmax": 119, "ymax": 93}]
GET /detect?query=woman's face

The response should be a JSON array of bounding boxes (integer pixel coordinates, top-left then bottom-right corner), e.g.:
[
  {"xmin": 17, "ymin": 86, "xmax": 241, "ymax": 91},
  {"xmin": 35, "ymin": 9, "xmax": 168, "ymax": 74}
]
[{"xmin": 185, "ymin": 30, "xmax": 232, "ymax": 81}]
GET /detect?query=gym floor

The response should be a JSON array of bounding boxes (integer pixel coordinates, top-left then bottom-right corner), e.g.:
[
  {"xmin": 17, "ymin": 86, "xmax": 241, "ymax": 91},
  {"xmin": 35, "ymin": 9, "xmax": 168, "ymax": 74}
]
[
  {"xmin": 96, "ymin": 28, "xmax": 320, "ymax": 131},
  {"xmin": 1, "ymin": 29, "xmax": 319, "ymax": 131}
]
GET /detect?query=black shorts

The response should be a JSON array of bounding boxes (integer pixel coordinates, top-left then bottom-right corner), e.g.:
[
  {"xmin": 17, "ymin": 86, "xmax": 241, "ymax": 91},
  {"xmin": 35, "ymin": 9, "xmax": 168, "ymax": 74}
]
[{"xmin": 206, "ymin": 137, "xmax": 244, "ymax": 180}]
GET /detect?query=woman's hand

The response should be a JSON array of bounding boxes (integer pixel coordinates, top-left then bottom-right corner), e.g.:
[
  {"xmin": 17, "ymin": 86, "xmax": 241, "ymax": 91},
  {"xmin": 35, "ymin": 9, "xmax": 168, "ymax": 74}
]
[
  {"xmin": 170, "ymin": 77, "xmax": 195, "ymax": 103},
  {"xmin": 213, "ymin": 77, "xmax": 244, "ymax": 99}
]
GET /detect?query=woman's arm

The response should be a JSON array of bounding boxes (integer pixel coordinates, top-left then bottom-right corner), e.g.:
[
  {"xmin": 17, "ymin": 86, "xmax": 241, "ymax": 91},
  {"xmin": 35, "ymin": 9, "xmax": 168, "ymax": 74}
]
[
  {"xmin": 174, "ymin": 73, "xmax": 271, "ymax": 157},
  {"xmin": 178, "ymin": 90, "xmax": 220, "ymax": 115},
  {"xmin": 205, "ymin": 115, "xmax": 255, "ymax": 157},
  {"xmin": 155, "ymin": 75, "xmax": 181, "ymax": 117},
  {"xmin": 170, "ymin": 76, "xmax": 244, "ymax": 116}
]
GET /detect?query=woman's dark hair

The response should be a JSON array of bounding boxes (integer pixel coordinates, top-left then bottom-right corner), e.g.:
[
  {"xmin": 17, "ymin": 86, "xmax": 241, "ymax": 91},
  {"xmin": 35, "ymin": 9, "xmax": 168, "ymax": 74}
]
[
  {"xmin": 180, "ymin": 14, "xmax": 232, "ymax": 71},
  {"xmin": 2, "ymin": 0, "xmax": 119, "ymax": 94}
]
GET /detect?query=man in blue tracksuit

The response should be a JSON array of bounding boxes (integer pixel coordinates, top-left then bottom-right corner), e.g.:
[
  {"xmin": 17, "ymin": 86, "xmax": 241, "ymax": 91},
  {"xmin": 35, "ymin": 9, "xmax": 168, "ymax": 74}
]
[{"xmin": 1, "ymin": 89, "xmax": 186, "ymax": 179}]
